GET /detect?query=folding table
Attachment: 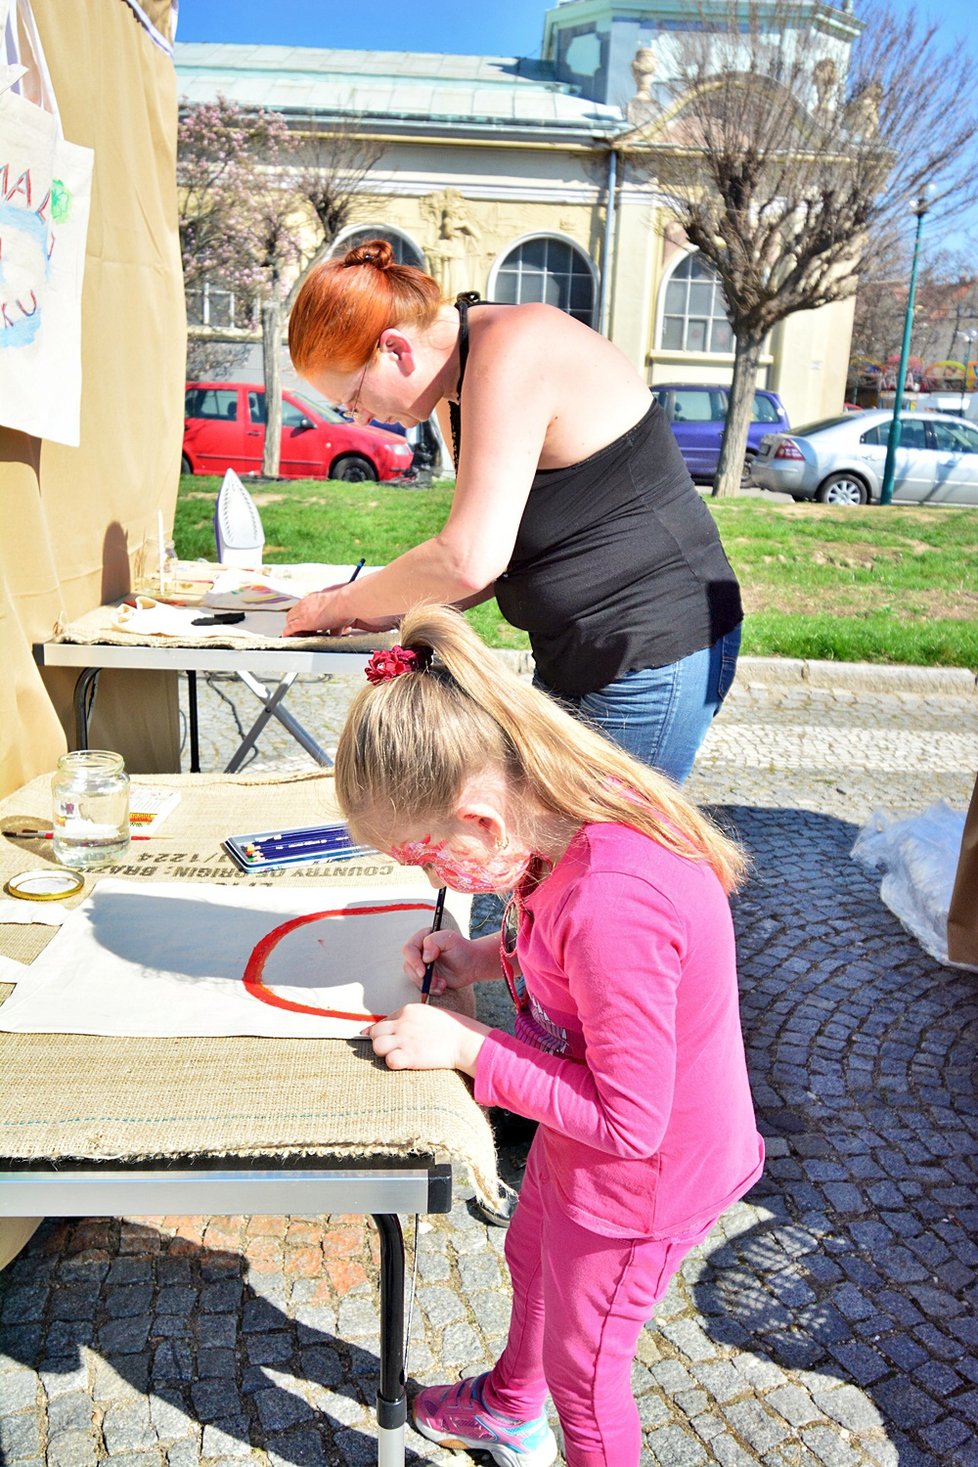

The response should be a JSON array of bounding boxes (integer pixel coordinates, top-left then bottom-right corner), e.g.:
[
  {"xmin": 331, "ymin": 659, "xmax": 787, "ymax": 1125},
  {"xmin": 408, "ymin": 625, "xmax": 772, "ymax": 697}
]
[
  {"xmin": 0, "ymin": 771, "xmax": 501, "ymax": 1467},
  {"xmin": 34, "ymin": 635, "xmax": 381, "ymax": 772}
]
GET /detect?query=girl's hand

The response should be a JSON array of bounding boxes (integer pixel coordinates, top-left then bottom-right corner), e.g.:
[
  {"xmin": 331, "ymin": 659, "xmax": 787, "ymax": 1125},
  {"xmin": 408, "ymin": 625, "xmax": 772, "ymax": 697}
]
[
  {"xmin": 365, "ymin": 1005, "xmax": 489, "ymax": 1075},
  {"xmin": 403, "ymin": 928, "xmax": 480, "ymax": 996}
]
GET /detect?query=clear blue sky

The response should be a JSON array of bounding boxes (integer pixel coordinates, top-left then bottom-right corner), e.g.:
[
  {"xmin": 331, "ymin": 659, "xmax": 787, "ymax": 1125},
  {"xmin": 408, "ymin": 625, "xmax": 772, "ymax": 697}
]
[
  {"xmin": 176, "ymin": 0, "xmax": 550, "ymax": 56},
  {"xmin": 176, "ymin": 0, "xmax": 976, "ymax": 59},
  {"xmin": 176, "ymin": 0, "xmax": 977, "ymax": 252}
]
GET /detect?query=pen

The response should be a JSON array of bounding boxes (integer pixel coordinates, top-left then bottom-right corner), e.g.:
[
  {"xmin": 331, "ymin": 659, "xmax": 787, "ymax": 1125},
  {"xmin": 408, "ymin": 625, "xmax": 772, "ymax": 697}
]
[
  {"xmin": 7, "ymin": 831, "xmax": 159, "ymax": 841},
  {"xmin": 420, "ymin": 887, "xmax": 447, "ymax": 1005},
  {"xmin": 348, "ymin": 558, "xmax": 366, "ymax": 582}
]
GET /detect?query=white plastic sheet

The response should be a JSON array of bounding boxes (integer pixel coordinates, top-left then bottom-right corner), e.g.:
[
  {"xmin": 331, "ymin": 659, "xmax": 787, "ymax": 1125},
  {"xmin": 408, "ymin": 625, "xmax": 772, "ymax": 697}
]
[{"xmin": 851, "ymin": 802, "xmax": 976, "ymax": 971}]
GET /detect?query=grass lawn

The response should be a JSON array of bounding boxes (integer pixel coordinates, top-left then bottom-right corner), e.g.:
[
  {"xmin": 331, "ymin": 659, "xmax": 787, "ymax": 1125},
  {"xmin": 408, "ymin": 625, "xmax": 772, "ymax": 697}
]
[{"xmin": 175, "ymin": 476, "xmax": 978, "ymax": 669}]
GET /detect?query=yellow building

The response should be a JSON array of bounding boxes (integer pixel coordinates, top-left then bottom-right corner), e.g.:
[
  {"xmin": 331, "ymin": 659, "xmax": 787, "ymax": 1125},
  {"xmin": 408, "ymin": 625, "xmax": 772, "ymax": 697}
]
[{"xmin": 175, "ymin": 0, "xmax": 859, "ymax": 425}]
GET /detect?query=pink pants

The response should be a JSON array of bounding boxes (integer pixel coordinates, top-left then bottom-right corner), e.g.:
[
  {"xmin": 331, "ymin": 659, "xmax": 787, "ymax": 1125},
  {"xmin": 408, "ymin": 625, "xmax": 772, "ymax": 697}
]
[{"xmin": 482, "ymin": 1134, "xmax": 709, "ymax": 1467}]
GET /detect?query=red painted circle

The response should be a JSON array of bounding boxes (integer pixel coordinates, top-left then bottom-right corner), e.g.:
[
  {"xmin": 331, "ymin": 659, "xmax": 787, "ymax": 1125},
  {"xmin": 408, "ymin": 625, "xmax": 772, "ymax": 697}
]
[{"xmin": 242, "ymin": 901, "xmax": 433, "ymax": 1021}]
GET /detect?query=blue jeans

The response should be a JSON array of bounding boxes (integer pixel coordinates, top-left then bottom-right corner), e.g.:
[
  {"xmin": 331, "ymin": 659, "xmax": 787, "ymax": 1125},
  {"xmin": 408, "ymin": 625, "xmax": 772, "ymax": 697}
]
[{"xmin": 540, "ymin": 625, "xmax": 742, "ymax": 785}]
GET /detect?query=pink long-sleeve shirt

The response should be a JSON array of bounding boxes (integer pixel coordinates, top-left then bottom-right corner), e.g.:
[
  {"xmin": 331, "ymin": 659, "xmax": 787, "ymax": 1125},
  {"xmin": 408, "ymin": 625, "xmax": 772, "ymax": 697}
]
[{"xmin": 474, "ymin": 823, "xmax": 764, "ymax": 1240}]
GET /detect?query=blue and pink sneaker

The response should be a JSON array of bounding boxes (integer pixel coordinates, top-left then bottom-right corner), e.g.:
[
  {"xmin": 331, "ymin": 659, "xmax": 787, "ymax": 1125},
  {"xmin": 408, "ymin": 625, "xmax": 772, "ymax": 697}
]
[{"xmin": 412, "ymin": 1372, "xmax": 557, "ymax": 1467}]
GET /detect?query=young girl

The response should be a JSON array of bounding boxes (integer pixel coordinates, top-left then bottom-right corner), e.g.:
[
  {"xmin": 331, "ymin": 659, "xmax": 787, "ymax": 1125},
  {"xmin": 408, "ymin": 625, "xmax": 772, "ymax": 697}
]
[{"xmin": 335, "ymin": 605, "xmax": 764, "ymax": 1467}]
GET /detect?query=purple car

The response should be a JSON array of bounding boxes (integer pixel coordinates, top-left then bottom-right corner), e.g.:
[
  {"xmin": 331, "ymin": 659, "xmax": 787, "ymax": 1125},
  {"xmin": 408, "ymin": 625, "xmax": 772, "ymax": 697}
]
[{"xmin": 652, "ymin": 383, "xmax": 790, "ymax": 484}]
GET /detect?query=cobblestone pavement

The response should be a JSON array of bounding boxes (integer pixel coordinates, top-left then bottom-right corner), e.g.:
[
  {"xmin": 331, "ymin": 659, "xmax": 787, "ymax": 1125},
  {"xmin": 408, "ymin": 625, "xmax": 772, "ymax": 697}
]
[{"xmin": 2, "ymin": 659, "xmax": 977, "ymax": 1467}]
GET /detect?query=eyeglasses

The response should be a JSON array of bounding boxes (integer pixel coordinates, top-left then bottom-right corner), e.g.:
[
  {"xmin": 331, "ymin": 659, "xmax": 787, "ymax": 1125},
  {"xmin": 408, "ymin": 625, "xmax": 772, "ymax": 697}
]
[
  {"xmin": 347, "ymin": 339, "xmax": 382, "ymax": 419},
  {"xmin": 348, "ymin": 358, "xmax": 370, "ymax": 419}
]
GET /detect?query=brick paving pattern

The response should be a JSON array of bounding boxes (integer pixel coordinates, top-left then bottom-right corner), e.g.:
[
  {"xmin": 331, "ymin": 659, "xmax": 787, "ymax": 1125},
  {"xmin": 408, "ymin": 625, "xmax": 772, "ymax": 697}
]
[{"xmin": 2, "ymin": 659, "xmax": 977, "ymax": 1466}]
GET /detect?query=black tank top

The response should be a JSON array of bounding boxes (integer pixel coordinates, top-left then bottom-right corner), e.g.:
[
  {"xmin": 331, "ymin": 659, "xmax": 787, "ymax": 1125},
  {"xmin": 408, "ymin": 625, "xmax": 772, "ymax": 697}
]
[{"xmin": 452, "ymin": 296, "xmax": 742, "ymax": 695}]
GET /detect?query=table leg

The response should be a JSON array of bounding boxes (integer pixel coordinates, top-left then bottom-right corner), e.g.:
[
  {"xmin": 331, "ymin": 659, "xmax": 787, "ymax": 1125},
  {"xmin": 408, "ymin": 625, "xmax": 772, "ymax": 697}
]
[
  {"xmin": 187, "ymin": 670, "xmax": 201, "ymax": 773},
  {"xmin": 373, "ymin": 1212, "xmax": 407, "ymax": 1466},
  {"xmin": 73, "ymin": 668, "xmax": 101, "ymax": 749},
  {"xmin": 234, "ymin": 671, "xmax": 334, "ymax": 769},
  {"xmin": 223, "ymin": 674, "xmax": 297, "ymax": 772}
]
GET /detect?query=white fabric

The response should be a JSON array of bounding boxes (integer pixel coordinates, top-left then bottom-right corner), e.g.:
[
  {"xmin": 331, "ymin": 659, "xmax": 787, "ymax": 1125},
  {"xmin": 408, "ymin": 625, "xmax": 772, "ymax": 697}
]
[
  {"xmin": 0, "ymin": 0, "xmax": 94, "ymax": 446},
  {"xmin": 0, "ymin": 878, "xmax": 459, "ymax": 1037},
  {"xmin": 0, "ymin": 898, "xmax": 67, "ymax": 925},
  {"xmin": 110, "ymin": 596, "xmax": 289, "ymax": 640},
  {"xmin": 0, "ymin": 952, "xmax": 31, "ymax": 982}
]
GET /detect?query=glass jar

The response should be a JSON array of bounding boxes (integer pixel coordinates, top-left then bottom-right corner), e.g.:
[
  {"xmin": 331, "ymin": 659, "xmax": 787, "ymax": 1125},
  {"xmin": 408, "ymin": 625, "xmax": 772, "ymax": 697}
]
[{"xmin": 51, "ymin": 750, "xmax": 130, "ymax": 870}]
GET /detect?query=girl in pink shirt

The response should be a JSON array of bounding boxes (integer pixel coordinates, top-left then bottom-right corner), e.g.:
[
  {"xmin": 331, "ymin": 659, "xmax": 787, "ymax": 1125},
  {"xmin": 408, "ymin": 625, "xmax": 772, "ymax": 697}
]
[{"xmin": 335, "ymin": 605, "xmax": 764, "ymax": 1467}]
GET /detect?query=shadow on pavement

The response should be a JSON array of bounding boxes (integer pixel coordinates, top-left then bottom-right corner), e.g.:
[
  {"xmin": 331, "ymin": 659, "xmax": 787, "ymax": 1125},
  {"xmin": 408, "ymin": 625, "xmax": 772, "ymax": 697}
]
[
  {"xmin": 0, "ymin": 1221, "xmax": 440, "ymax": 1465},
  {"xmin": 698, "ymin": 803, "xmax": 978, "ymax": 1458}
]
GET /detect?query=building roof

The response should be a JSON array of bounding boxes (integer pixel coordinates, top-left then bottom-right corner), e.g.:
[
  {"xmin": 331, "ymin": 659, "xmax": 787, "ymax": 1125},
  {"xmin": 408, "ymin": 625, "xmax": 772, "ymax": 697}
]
[{"xmin": 173, "ymin": 43, "xmax": 625, "ymax": 136}]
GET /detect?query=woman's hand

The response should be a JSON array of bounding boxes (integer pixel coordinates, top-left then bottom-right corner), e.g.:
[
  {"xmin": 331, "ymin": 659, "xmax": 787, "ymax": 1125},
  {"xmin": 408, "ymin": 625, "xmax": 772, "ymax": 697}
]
[
  {"xmin": 364, "ymin": 1005, "xmax": 489, "ymax": 1075},
  {"xmin": 283, "ymin": 587, "xmax": 349, "ymax": 637},
  {"xmin": 403, "ymin": 928, "xmax": 497, "ymax": 996},
  {"xmin": 284, "ymin": 587, "xmax": 402, "ymax": 637}
]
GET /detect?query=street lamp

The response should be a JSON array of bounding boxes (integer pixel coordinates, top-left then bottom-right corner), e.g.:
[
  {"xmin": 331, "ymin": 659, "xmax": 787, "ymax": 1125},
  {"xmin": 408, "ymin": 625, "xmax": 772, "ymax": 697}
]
[
  {"xmin": 959, "ymin": 329, "xmax": 978, "ymax": 413},
  {"xmin": 880, "ymin": 189, "xmax": 934, "ymax": 506}
]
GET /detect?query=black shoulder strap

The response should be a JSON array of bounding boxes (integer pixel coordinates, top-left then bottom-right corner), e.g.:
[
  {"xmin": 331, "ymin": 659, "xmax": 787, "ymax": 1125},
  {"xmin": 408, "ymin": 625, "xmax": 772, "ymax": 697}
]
[{"xmin": 450, "ymin": 291, "xmax": 482, "ymax": 469}]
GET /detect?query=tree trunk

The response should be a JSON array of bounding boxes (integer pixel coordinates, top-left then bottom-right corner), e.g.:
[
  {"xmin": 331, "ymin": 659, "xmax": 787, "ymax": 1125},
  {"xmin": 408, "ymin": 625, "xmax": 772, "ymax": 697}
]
[
  {"xmin": 712, "ymin": 333, "xmax": 763, "ymax": 498},
  {"xmin": 261, "ymin": 295, "xmax": 283, "ymax": 478}
]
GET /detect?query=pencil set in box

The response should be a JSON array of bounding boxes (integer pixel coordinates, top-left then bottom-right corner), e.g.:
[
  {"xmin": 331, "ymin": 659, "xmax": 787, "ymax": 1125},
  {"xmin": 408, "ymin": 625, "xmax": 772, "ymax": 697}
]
[{"xmin": 223, "ymin": 823, "xmax": 375, "ymax": 871}]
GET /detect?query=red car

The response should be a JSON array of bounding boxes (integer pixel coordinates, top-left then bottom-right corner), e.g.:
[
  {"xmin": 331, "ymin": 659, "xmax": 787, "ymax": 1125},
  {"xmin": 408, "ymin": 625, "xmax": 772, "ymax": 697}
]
[{"xmin": 182, "ymin": 382, "xmax": 414, "ymax": 482}]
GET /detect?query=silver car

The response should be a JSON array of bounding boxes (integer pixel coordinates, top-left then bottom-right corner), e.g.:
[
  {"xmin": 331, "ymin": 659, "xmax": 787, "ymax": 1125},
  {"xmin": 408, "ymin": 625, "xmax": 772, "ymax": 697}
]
[{"xmin": 752, "ymin": 410, "xmax": 978, "ymax": 505}]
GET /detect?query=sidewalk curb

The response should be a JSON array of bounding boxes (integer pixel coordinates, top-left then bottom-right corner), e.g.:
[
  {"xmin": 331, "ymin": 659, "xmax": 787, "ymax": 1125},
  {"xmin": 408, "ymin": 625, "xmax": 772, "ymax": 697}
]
[
  {"xmin": 490, "ymin": 650, "xmax": 978, "ymax": 697},
  {"xmin": 737, "ymin": 656, "xmax": 978, "ymax": 696}
]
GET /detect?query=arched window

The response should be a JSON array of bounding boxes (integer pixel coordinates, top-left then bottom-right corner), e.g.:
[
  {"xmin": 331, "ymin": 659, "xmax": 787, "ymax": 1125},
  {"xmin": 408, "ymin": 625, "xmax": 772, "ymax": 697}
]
[
  {"xmin": 660, "ymin": 253, "xmax": 733, "ymax": 354},
  {"xmin": 330, "ymin": 226, "xmax": 424, "ymax": 268},
  {"xmin": 493, "ymin": 236, "xmax": 596, "ymax": 325}
]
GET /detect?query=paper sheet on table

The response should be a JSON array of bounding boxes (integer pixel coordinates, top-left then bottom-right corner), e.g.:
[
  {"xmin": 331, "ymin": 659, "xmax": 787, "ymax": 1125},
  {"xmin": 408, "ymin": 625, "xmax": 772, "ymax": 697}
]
[
  {"xmin": 202, "ymin": 564, "xmax": 379, "ymax": 612},
  {"xmin": 0, "ymin": 879, "xmax": 460, "ymax": 1038}
]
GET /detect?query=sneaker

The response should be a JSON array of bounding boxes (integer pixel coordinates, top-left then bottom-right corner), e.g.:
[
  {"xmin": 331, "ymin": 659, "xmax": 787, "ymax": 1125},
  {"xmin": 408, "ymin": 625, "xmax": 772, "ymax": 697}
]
[{"xmin": 412, "ymin": 1373, "xmax": 557, "ymax": 1467}]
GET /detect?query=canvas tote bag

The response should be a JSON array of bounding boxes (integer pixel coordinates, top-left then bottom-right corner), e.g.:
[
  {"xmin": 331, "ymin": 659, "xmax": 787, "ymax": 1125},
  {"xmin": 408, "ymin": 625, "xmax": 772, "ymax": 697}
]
[{"xmin": 0, "ymin": 0, "xmax": 93, "ymax": 445}]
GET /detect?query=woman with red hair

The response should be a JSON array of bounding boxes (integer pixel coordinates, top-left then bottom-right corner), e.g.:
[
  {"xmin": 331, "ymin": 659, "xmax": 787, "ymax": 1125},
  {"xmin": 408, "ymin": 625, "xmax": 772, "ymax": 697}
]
[{"xmin": 285, "ymin": 239, "xmax": 742, "ymax": 783}]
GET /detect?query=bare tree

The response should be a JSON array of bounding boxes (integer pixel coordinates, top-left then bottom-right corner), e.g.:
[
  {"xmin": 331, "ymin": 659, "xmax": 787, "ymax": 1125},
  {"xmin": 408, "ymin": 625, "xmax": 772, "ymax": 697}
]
[
  {"xmin": 179, "ymin": 100, "xmax": 382, "ymax": 476},
  {"xmin": 626, "ymin": 0, "xmax": 978, "ymax": 495},
  {"xmin": 250, "ymin": 128, "xmax": 384, "ymax": 475}
]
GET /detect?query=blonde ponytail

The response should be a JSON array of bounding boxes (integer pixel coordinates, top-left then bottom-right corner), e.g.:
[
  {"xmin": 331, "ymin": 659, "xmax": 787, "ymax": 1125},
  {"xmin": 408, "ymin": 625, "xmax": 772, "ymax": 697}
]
[{"xmin": 334, "ymin": 604, "xmax": 747, "ymax": 892}]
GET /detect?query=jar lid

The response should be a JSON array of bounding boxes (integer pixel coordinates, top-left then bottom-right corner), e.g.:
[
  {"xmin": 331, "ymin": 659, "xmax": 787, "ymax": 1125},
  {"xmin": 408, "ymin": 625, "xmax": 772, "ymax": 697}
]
[{"xmin": 4, "ymin": 869, "xmax": 85, "ymax": 901}]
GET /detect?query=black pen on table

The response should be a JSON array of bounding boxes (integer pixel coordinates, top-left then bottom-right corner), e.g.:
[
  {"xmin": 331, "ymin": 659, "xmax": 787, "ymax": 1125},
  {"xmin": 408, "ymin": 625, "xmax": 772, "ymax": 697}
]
[{"xmin": 419, "ymin": 887, "xmax": 447, "ymax": 1004}]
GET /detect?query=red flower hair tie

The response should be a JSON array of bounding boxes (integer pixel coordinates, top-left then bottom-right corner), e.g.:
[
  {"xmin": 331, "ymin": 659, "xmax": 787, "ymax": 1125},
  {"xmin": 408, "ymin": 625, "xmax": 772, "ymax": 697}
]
[{"xmin": 365, "ymin": 645, "xmax": 424, "ymax": 684}]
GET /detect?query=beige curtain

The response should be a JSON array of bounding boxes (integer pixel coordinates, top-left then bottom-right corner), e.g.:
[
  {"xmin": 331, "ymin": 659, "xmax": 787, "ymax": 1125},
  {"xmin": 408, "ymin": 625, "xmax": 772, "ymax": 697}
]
[{"xmin": 0, "ymin": 0, "xmax": 185, "ymax": 799}]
